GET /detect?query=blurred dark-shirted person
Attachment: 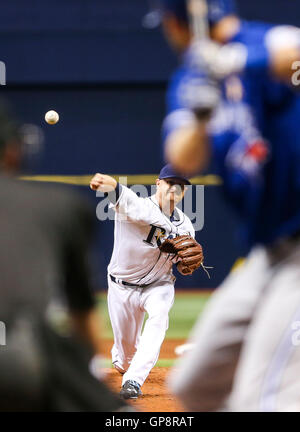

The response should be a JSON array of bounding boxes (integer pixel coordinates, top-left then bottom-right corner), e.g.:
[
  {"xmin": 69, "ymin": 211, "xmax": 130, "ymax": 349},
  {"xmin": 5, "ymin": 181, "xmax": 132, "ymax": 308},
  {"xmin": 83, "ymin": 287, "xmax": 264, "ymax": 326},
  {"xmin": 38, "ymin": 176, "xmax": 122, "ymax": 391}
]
[{"xmin": 0, "ymin": 100, "xmax": 129, "ymax": 412}]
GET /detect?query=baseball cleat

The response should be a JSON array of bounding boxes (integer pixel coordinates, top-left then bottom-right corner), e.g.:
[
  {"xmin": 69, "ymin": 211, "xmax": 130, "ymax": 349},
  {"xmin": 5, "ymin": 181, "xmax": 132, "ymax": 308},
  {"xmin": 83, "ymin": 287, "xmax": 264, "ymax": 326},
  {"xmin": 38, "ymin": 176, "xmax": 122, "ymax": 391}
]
[{"xmin": 120, "ymin": 380, "xmax": 142, "ymax": 399}]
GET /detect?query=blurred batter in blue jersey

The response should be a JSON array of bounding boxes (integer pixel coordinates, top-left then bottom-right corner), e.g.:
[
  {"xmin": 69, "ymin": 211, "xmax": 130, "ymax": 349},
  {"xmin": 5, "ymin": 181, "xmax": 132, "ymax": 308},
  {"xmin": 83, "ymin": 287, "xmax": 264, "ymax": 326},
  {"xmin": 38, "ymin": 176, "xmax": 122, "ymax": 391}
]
[{"xmin": 157, "ymin": 0, "xmax": 300, "ymax": 411}]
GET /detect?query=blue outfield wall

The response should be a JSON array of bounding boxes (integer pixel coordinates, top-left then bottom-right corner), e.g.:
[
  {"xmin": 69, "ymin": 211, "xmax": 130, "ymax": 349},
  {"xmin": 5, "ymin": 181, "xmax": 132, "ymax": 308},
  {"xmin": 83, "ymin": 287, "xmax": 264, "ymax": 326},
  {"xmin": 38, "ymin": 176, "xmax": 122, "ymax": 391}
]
[
  {"xmin": 0, "ymin": 0, "xmax": 299, "ymax": 85},
  {"xmin": 0, "ymin": 0, "xmax": 299, "ymax": 289}
]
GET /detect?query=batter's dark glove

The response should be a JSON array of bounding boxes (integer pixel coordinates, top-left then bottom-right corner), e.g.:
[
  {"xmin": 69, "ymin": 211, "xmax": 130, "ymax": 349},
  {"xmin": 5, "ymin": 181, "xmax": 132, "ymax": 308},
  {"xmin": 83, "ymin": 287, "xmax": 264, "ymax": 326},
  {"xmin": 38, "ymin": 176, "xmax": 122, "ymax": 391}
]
[{"xmin": 159, "ymin": 235, "xmax": 204, "ymax": 276}]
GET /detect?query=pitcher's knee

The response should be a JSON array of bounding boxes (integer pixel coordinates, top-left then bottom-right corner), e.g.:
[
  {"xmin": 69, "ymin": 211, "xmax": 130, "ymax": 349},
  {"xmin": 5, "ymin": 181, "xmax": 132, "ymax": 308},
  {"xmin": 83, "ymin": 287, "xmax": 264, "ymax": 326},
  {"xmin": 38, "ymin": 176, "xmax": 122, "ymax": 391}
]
[
  {"xmin": 148, "ymin": 305, "xmax": 171, "ymax": 320},
  {"xmin": 147, "ymin": 310, "xmax": 169, "ymax": 329}
]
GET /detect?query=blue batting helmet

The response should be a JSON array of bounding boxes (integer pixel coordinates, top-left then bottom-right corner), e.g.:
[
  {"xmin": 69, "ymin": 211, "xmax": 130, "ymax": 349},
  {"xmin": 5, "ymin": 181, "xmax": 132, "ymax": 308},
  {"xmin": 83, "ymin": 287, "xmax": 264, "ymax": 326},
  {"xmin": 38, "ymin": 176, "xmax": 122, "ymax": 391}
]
[{"xmin": 159, "ymin": 0, "xmax": 236, "ymax": 25}]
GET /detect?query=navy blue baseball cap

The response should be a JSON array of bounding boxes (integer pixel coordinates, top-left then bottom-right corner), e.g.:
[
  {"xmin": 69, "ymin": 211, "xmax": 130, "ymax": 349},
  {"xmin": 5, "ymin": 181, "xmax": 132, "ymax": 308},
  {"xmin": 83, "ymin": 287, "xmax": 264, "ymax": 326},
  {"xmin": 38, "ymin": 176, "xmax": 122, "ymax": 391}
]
[
  {"xmin": 159, "ymin": 164, "xmax": 191, "ymax": 185},
  {"xmin": 155, "ymin": 0, "xmax": 236, "ymax": 25}
]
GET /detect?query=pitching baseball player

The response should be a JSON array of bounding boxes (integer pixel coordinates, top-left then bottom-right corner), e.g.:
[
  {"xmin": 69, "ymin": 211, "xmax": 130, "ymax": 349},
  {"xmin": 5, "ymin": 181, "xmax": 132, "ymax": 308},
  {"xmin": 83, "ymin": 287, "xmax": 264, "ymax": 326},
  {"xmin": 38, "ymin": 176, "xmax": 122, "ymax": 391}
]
[
  {"xmin": 90, "ymin": 164, "xmax": 203, "ymax": 399},
  {"xmin": 155, "ymin": 0, "xmax": 300, "ymax": 411}
]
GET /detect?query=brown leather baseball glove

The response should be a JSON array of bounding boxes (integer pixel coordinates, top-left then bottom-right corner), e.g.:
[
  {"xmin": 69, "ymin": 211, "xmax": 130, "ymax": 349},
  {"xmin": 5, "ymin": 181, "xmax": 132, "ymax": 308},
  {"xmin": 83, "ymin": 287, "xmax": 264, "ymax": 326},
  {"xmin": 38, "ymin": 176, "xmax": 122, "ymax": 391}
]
[{"xmin": 159, "ymin": 235, "xmax": 204, "ymax": 276}]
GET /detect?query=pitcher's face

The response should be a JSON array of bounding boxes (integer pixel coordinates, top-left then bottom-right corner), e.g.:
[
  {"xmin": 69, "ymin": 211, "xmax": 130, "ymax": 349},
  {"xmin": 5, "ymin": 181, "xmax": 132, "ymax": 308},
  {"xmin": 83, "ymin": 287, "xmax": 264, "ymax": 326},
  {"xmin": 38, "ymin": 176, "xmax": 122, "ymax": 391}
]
[{"xmin": 156, "ymin": 178, "xmax": 186, "ymax": 213}]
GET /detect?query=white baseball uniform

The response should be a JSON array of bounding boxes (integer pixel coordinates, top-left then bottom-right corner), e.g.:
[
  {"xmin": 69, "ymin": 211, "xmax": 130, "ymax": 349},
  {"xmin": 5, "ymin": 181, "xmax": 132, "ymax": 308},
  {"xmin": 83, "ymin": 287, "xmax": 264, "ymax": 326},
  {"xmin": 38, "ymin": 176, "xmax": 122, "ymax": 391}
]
[{"xmin": 107, "ymin": 184, "xmax": 194, "ymax": 387}]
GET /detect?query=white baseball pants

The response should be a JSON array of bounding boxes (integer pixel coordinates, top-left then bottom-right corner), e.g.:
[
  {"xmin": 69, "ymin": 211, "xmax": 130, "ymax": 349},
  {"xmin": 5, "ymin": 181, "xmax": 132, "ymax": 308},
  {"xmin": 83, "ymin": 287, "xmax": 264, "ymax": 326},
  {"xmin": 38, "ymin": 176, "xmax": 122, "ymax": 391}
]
[{"xmin": 107, "ymin": 276, "xmax": 175, "ymax": 387}]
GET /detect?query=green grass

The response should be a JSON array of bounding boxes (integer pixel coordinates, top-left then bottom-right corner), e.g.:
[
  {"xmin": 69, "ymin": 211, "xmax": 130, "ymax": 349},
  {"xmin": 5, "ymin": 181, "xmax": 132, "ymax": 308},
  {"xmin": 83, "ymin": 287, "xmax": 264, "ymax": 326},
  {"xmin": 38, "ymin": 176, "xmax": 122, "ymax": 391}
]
[
  {"xmin": 97, "ymin": 291, "xmax": 211, "ymax": 340},
  {"xmin": 167, "ymin": 292, "xmax": 210, "ymax": 338}
]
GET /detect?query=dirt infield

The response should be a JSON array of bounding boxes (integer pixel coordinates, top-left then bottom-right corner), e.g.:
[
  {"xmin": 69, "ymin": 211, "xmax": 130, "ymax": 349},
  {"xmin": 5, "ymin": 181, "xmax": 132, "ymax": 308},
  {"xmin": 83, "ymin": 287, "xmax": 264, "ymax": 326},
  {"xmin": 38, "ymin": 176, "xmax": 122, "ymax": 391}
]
[
  {"xmin": 102, "ymin": 338, "xmax": 187, "ymax": 412},
  {"xmin": 104, "ymin": 368, "xmax": 185, "ymax": 412},
  {"xmin": 102, "ymin": 338, "xmax": 185, "ymax": 361}
]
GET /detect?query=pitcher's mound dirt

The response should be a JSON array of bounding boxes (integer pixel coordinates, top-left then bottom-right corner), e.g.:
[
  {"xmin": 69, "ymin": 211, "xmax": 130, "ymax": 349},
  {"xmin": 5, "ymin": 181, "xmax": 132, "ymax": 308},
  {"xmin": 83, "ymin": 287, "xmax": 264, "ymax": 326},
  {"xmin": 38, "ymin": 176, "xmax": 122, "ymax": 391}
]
[
  {"xmin": 103, "ymin": 338, "xmax": 186, "ymax": 412},
  {"xmin": 104, "ymin": 368, "xmax": 185, "ymax": 412}
]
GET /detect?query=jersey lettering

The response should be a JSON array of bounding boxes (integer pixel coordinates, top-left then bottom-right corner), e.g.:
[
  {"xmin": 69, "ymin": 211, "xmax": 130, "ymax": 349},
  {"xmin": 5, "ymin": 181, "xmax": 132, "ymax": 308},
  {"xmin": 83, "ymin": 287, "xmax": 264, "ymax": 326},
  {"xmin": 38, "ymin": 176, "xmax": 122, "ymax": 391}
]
[{"xmin": 143, "ymin": 225, "xmax": 166, "ymax": 247}]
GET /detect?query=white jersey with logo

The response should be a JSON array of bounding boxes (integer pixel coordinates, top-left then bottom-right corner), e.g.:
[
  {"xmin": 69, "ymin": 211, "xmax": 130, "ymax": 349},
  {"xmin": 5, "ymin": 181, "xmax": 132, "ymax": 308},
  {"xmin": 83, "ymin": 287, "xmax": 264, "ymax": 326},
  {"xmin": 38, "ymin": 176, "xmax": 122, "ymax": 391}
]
[{"xmin": 107, "ymin": 185, "xmax": 194, "ymax": 285}]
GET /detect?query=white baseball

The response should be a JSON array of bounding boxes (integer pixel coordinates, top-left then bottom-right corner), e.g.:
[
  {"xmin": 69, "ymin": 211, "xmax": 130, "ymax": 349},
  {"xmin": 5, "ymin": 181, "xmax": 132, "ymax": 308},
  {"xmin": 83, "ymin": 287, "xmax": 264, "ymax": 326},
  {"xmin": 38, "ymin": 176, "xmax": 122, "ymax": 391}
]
[{"xmin": 45, "ymin": 110, "xmax": 59, "ymax": 125}]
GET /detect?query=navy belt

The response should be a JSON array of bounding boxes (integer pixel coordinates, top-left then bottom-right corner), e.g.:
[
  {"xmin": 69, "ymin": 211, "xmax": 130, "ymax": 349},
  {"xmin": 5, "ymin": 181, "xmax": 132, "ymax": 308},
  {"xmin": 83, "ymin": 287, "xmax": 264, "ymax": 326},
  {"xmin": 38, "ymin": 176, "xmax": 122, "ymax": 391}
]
[{"xmin": 110, "ymin": 274, "xmax": 151, "ymax": 288}]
